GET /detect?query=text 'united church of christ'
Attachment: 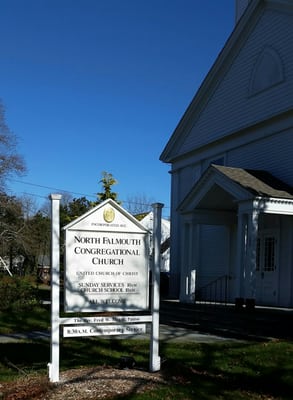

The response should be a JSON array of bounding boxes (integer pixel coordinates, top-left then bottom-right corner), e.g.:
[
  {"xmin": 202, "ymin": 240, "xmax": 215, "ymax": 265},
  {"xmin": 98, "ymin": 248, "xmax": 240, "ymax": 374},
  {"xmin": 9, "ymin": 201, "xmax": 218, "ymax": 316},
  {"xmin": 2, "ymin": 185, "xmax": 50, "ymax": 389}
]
[{"xmin": 64, "ymin": 207, "xmax": 149, "ymax": 312}]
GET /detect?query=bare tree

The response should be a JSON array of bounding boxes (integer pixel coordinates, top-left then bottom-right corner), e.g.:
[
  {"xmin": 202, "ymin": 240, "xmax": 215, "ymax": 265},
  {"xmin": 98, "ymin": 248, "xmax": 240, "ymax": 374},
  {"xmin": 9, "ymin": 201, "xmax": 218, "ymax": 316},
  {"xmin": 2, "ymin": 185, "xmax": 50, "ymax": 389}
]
[
  {"xmin": 0, "ymin": 194, "xmax": 25, "ymax": 271},
  {"xmin": 0, "ymin": 101, "xmax": 26, "ymax": 191},
  {"xmin": 20, "ymin": 194, "xmax": 38, "ymax": 220},
  {"xmin": 125, "ymin": 193, "xmax": 155, "ymax": 218}
]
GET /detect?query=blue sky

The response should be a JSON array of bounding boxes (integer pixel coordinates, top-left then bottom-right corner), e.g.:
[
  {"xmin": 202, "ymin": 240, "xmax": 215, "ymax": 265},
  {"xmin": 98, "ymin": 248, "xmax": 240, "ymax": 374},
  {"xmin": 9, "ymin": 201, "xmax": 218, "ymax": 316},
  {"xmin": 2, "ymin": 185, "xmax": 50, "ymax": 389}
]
[{"xmin": 0, "ymin": 0, "xmax": 234, "ymax": 217}]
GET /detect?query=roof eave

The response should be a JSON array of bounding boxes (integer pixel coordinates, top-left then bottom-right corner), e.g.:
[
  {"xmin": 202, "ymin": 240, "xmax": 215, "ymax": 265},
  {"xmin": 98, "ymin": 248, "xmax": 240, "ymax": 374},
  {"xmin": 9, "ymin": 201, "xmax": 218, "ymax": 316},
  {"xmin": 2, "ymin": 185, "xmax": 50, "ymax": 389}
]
[{"xmin": 160, "ymin": 0, "xmax": 262, "ymax": 164}]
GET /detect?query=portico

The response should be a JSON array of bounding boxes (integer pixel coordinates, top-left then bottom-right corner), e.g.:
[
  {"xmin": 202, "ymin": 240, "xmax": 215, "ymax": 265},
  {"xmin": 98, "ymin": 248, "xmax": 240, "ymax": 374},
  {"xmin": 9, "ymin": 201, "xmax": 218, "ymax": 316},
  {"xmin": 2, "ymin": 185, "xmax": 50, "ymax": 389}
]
[{"xmin": 179, "ymin": 165, "xmax": 293, "ymax": 306}]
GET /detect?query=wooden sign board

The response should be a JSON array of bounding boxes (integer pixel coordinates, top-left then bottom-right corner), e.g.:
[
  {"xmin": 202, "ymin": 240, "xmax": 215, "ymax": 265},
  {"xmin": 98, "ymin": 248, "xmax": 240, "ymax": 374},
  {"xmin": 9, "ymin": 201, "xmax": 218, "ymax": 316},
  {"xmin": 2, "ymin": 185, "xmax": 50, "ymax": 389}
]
[
  {"xmin": 60, "ymin": 315, "xmax": 153, "ymax": 325},
  {"xmin": 63, "ymin": 324, "xmax": 146, "ymax": 338},
  {"xmin": 63, "ymin": 199, "xmax": 150, "ymax": 312}
]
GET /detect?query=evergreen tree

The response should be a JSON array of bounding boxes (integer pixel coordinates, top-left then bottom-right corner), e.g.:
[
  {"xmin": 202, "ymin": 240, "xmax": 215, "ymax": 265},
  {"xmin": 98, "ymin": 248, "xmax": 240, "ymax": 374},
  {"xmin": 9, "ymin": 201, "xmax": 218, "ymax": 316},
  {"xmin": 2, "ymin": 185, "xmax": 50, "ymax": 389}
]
[
  {"xmin": 60, "ymin": 196, "xmax": 92, "ymax": 226},
  {"xmin": 94, "ymin": 171, "xmax": 121, "ymax": 205}
]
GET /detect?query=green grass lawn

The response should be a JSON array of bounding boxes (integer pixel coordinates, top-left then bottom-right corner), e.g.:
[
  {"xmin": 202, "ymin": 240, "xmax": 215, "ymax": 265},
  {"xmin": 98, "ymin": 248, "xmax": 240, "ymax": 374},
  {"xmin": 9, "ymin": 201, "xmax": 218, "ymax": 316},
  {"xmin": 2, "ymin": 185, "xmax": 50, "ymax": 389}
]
[
  {"xmin": 0, "ymin": 288, "xmax": 292, "ymax": 399},
  {"xmin": 1, "ymin": 336, "xmax": 292, "ymax": 399}
]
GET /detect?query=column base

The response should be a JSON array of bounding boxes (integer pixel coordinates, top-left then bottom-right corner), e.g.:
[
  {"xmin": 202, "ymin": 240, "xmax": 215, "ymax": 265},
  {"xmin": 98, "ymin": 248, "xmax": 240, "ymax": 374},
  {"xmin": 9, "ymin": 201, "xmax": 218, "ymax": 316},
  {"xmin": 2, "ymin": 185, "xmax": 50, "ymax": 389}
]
[
  {"xmin": 245, "ymin": 298, "xmax": 255, "ymax": 311},
  {"xmin": 235, "ymin": 297, "xmax": 245, "ymax": 309}
]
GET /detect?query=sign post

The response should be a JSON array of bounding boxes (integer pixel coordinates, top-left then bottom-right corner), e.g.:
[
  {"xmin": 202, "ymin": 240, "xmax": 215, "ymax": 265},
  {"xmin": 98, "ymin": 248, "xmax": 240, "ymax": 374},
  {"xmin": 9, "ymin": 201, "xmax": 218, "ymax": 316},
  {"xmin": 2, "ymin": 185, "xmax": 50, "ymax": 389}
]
[
  {"xmin": 48, "ymin": 194, "xmax": 62, "ymax": 383},
  {"xmin": 150, "ymin": 203, "xmax": 163, "ymax": 372}
]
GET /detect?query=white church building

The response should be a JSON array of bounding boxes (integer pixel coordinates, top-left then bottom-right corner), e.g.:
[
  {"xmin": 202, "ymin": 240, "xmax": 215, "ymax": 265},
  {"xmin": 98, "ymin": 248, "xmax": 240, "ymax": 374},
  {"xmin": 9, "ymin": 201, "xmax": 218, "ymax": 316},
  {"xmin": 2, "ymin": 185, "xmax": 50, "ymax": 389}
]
[{"xmin": 160, "ymin": 0, "xmax": 293, "ymax": 307}]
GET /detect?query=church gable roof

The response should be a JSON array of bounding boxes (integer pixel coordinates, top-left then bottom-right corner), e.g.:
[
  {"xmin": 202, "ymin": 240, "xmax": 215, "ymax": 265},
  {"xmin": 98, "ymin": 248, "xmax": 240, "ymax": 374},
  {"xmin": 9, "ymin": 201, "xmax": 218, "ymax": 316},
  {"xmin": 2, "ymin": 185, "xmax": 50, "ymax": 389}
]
[{"xmin": 160, "ymin": 0, "xmax": 293, "ymax": 164}]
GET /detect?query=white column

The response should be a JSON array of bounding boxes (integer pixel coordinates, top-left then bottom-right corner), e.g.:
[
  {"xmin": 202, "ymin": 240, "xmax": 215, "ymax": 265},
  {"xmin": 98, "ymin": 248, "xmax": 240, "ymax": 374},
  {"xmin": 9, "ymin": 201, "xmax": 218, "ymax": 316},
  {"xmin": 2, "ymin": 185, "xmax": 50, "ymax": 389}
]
[
  {"xmin": 186, "ymin": 220, "xmax": 197, "ymax": 302},
  {"xmin": 185, "ymin": 222, "xmax": 192, "ymax": 300},
  {"xmin": 48, "ymin": 194, "xmax": 62, "ymax": 383},
  {"xmin": 169, "ymin": 170, "xmax": 180, "ymax": 298},
  {"xmin": 235, "ymin": 212, "xmax": 247, "ymax": 300},
  {"xmin": 246, "ymin": 206, "xmax": 259, "ymax": 300},
  {"xmin": 180, "ymin": 220, "xmax": 192, "ymax": 302},
  {"xmin": 150, "ymin": 203, "xmax": 163, "ymax": 372}
]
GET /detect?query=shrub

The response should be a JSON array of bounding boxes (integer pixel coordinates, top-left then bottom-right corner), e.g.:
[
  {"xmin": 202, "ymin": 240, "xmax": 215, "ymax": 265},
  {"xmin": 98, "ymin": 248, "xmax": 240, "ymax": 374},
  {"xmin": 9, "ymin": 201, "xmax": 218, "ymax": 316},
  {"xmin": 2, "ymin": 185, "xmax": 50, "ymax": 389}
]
[{"xmin": 0, "ymin": 276, "xmax": 39, "ymax": 311}]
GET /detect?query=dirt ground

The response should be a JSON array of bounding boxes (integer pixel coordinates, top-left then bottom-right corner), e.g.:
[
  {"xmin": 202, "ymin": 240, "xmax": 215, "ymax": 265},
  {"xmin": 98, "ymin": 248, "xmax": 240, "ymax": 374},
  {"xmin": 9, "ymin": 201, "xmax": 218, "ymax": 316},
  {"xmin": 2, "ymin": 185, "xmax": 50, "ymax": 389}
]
[{"xmin": 0, "ymin": 366, "xmax": 168, "ymax": 400}]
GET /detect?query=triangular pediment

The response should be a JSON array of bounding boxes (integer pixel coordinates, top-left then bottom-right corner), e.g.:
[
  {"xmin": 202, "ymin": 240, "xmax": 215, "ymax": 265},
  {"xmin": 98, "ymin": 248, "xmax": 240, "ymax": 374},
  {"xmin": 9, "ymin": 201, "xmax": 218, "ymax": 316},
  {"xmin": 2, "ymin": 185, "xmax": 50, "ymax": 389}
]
[
  {"xmin": 179, "ymin": 165, "xmax": 252, "ymax": 214},
  {"xmin": 160, "ymin": 0, "xmax": 292, "ymax": 163},
  {"xmin": 179, "ymin": 165, "xmax": 293, "ymax": 214},
  {"xmin": 63, "ymin": 199, "xmax": 148, "ymax": 234}
]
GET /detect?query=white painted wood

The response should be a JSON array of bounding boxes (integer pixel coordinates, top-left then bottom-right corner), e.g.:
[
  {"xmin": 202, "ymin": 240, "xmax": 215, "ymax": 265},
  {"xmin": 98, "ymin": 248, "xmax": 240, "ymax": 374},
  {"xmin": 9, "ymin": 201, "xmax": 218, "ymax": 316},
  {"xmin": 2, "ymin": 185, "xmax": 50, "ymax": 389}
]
[
  {"xmin": 180, "ymin": 10, "xmax": 293, "ymax": 154},
  {"xmin": 0, "ymin": 256, "xmax": 12, "ymax": 276},
  {"xmin": 199, "ymin": 225, "xmax": 230, "ymax": 286},
  {"xmin": 48, "ymin": 194, "xmax": 62, "ymax": 383},
  {"xmin": 63, "ymin": 324, "xmax": 146, "ymax": 338},
  {"xmin": 60, "ymin": 315, "xmax": 152, "ymax": 325},
  {"xmin": 235, "ymin": 0, "xmax": 250, "ymax": 23},
  {"xmin": 150, "ymin": 203, "xmax": 163, "ymax": 372},
  {"xmin": 161, "ymin": 2, "xmax": 293, "ymax": 306},
  {"xmin": 63, "ymin": 199, "xmax": 149, "ymax": 313}
]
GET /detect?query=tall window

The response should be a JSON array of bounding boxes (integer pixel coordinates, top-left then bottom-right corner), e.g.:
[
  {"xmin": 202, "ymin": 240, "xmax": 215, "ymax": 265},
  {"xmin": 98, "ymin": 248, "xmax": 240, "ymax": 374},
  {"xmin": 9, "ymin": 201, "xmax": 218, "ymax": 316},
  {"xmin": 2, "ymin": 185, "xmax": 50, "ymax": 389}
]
[
  {"xmin": 263, "ymin": 237, "xmax": 275, "ymax": 272},
  {"xmin": 256, "ymin": 233, "xmax": 277, "ymax": 272}
]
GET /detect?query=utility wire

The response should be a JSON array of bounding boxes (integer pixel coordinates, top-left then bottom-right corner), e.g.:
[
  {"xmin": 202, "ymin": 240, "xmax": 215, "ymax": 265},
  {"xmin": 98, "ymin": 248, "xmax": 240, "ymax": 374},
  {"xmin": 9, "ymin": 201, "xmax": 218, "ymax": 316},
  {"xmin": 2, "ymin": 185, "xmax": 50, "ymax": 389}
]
[
  {"xmin": 7, "ymin": 178, "xmax": 170, "ymax": 211},
  {"xmin": 7, "ymin": 178, "xmax": 96, "ymax": 199}
]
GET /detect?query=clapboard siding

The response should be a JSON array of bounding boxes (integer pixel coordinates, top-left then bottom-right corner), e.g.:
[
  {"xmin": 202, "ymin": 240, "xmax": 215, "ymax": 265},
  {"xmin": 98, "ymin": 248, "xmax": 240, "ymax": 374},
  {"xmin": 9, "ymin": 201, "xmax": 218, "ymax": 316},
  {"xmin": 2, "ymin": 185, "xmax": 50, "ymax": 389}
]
[
  {"xmin": 172, "ymin": 164, "xmax": 201, "ymax": 208},
  {"xmin": 197, "ymin": 225, "xmax": 230, "ymax": 287},
  {"xmin": 180, "ymin": 9, "xmax": 293, "ymax": 154},
  {"xmin": 164, "ymin": 1, "xmax": 293, "ymax": 303},
  {"xmin": 227, "ymin": 129, "xmax": 293, "ymax": 186}
]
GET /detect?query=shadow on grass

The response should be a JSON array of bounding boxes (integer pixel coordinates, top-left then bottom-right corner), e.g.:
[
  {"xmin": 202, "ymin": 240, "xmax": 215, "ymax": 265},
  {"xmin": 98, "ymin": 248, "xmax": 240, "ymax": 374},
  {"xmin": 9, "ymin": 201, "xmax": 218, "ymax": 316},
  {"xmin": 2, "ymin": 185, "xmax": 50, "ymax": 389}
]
[
  {"xmin": 116, "ymin": 342, "xmax": 293, "ymax": 400},
  {"xmin": 0, "ymin": 305, "xmax": 51, "ymax": 334},
  {"xmin": 154, "ymin": 341, "xmax": 293, "ymax": 400},
  {"xmin": 60, "ymin": 337, "xmax": 150, "ymax": 370},
  {"xmin": 0, "ymin": 341, "xmax": 49, "ymax": 380},
  {"xmin": 1, "ymin": 339, "xmax": 292, "ymax": 400},
  {"xmin": 0, "ymin": 337, "xmax": 150, "ymax": 379}
]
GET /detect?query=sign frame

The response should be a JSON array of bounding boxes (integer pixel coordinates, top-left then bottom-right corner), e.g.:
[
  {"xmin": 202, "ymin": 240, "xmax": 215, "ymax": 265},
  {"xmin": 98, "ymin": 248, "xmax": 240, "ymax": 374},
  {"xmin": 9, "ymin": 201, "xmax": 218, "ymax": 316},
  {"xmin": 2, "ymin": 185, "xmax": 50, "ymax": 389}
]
[{"xmin": 48, "ymin": 197, "xmax": 163, "ymax": 383}]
